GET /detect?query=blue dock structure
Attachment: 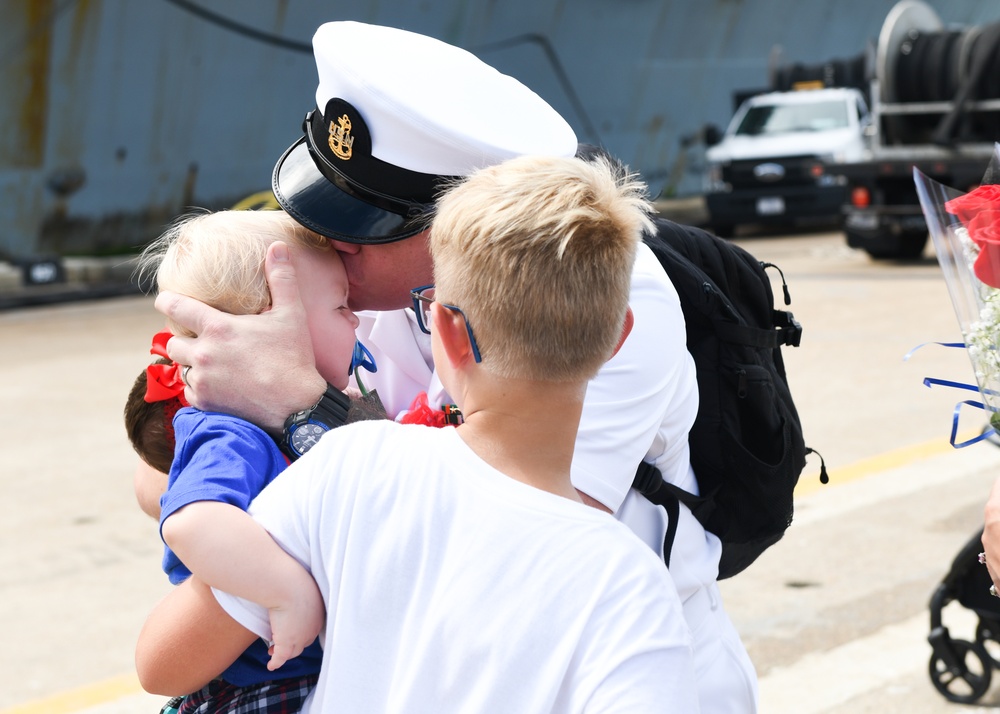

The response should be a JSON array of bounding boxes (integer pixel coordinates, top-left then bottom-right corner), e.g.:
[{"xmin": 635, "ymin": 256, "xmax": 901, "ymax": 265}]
[{"xmin": 0, "ymin": 0, "xmax": 995, "ymax": 259}]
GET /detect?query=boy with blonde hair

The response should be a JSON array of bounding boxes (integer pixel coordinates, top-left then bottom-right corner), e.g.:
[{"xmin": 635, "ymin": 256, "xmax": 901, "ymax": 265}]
[
  {"xmin": 426, "ymin": 154, "xmax": 641, "ymax": 381},
  {"xmin": 128, "ymin": 209, "xmax": 362, "ymax": 712},
  {"xmin": 136, "ymin": 155, "xmax": 698, "ymax": 712}
]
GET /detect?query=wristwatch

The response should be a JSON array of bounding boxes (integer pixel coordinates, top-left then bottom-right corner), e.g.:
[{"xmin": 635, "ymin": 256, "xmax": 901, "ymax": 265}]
[{"xmin": 281, "ymin": 384, "xmax": 351, "ymax": 459}]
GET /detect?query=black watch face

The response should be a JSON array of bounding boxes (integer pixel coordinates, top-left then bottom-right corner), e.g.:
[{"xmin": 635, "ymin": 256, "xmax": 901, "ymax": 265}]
[{"xmin": 290, "ymin": 422, "xmax": 329, "ymax": 455}]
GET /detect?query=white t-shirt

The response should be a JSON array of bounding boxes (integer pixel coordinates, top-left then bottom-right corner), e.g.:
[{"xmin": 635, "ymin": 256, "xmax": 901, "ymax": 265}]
[
  {"xmin": 352, "ymin": 243, "xmax": 721, "ymax": 602},
  {"xmin": 216, "ymin": 421, "xmax": 697, "ymax": 713}
]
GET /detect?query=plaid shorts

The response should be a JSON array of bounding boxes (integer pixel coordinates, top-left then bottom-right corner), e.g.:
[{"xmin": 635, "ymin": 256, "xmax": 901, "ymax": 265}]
[{"xmin": 176, "ymin": 674, "xmax": 318, "ymax": 714}]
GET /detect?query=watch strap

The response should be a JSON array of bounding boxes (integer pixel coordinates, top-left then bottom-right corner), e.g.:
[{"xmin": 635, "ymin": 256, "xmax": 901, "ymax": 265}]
[
  {"xmin": 310, "ymin": 384, "xmax": 351, "ymax": 428},
  {"xmin": 281, "ymin": 384, "xmax": 351, "ymax": 459}
]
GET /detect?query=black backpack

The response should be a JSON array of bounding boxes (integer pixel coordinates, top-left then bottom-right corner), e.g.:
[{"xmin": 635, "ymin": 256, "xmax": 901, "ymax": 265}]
[{"xmin": 632, "ymin": 217, "xmax": 825, "ymax": 579}]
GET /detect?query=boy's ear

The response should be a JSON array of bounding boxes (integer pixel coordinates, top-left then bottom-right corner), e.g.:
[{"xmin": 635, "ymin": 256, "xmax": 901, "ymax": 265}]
[
  {"xmin": 609, "ymin": 307, "xmax": 634, "ymax": 360},
  {"xmin": 432, "ymin": 302, "xmax": 478, "ymax": 367}
]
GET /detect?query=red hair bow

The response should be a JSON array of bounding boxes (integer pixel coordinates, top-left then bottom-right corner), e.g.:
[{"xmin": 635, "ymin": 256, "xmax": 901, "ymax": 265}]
[{"xmin": 145, "ymin": 331, "xmax": 190, "ymax": 406}]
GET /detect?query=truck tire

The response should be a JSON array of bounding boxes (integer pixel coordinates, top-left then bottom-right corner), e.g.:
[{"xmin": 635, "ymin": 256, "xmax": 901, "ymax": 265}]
[{"xmin": 859, "ymin": 231, "xmax": 928, "ymax": 260}]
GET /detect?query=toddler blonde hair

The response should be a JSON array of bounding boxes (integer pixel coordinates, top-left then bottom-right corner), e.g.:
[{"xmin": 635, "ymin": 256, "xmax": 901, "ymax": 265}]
[{"xmin": 138, "ymin": 209, "xmax": 330, "ymax": 337}]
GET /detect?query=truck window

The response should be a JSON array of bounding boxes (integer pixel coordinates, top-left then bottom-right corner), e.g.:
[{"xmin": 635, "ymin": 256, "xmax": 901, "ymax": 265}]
[
  {"xmin": 735, "ymin": 100, "xmax": 850, "ymax": 136},
  {"xmin": 856, "ymin": 97, "xmax": 870, "ymax": 125}
]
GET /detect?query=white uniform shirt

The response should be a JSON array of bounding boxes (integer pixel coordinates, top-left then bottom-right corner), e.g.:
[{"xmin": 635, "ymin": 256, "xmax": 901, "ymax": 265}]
[
  {"xmin": 352, "ymin": 243, "xmax": 721, "ymax": 602},
  {"xmin": 217, "ymin": 421, "xmax": 698, "ymax": 713}
]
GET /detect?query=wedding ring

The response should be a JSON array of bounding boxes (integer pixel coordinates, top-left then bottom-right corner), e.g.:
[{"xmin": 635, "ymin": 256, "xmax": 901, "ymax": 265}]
[
  {"xmin": 181, "ymin": 365, "xmax": 192, "ymax": 383},
  {"xmin": 980, "ymin": 552, "xmax": 988, "ymax": 565},
  {"xmin": 991, "ymin": 584, "xmax": 999, "ymax": 598}
]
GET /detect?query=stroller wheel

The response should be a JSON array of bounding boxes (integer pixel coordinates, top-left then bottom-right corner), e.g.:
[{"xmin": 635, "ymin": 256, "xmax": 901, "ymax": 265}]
[
  {"xmin": 929, "ymin": 639, "xmax": 992, "ymax": 704},
  {"xmin": 977, "ymin": 618, "xmax": 1000, "ymax": 668}
]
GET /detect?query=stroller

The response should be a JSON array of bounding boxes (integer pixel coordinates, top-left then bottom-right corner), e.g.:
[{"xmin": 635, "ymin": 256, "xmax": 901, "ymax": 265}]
[{"xmin": 928, "ymin": 527, "xmax": 1000, "ymax": 704}]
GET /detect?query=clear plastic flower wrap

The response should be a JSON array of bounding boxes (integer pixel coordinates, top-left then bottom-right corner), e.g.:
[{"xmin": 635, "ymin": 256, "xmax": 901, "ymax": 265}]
[{"xmin": 915, "ymin": 144, "xmax": 1000, "ymax": 437}]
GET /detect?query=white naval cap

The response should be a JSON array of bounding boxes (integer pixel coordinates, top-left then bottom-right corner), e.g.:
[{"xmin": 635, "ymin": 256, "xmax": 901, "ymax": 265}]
[{"xmin": 272, "ymin": 21, "xmax": 578, "ymax": 244}]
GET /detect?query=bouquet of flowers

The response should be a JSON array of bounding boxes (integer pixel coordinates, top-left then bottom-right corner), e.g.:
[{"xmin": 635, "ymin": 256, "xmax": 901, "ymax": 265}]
[{"xmin": 915, "ymin": 144, "xmax": 1000, "ymax": 440}]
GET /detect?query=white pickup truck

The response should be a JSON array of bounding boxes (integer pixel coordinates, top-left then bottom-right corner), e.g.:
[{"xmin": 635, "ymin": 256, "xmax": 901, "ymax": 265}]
[{"xmin": 704, "ymin": 87, "xmax": 870, "ymax": 237}]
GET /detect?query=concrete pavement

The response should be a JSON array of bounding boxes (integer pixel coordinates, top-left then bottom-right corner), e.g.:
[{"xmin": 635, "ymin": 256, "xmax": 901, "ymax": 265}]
[
  {"xmin": 5, "ymin": 228, "xmax": 1000, "ymax": 713},
  {"xmin": 7, "ymin": 439, "xmax": 999, "ymax": 714}
]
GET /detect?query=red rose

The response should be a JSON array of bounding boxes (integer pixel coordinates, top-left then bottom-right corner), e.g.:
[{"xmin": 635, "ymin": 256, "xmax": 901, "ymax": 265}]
[
  {"xmin": 967, "ymin": 209, "xmax": 1000, "ymax": 288},
  {"xmin": 945, "ymin": 184, "xmax": 1000, "ymax": 224},
  {"xmin": 974, "ymin": 246, "xmax": 1000, "ymax": 289},
  {"xmin": 966, "ymin": 209, "xmax": 1000, "ymax": 246}
]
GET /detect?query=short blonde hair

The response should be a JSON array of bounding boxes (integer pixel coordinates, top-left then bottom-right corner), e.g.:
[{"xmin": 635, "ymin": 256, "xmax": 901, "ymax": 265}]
[
  {"xmin": 430, "ymin": 154, "xmax": 653, "ymax": 381},
  {"xmin": 138, "ymin": 209, "xmax": 330, "ymax": 336}
]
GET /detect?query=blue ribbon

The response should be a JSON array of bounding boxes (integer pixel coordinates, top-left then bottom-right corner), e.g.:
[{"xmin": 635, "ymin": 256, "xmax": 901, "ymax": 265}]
[
  {"xmin": 949, "ymin": 401, "xmax": 996, "ymax": 448},
  {"xmin": 923, "ymin": 377, "xmax": 999, "ymax": 447},
  {"xmin": 923, "ymin": 377, "xmax": 1000, "ymax": 398},
  {"xmin": 902, "ymin": 341, "xmax": 966, "ymax": 361},
  {"xmin": 909, "ymin": 342, "xmax": 1000, "ymax": 447},
  {"xmin": 923, "ymin": 377, "xmax": 981, "ymax": 393}
]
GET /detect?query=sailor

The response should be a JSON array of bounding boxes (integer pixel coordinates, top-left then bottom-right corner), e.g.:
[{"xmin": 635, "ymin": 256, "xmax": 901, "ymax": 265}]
[{"xmin": 156, "ymin": 20, "xmax": 759, "ymax": 712}]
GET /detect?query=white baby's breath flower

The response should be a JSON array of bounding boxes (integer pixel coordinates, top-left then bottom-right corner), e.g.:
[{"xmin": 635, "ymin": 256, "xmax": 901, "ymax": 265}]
[{"xmin": 965, "ymin": 288, "xmax": 1000, "ymax": 402}]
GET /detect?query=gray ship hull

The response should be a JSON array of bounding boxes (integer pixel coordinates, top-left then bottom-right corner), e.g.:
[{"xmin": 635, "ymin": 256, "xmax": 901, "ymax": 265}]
[{"xmin": 1, "ymin": 0, "xmax": 995, "ymax": 258}]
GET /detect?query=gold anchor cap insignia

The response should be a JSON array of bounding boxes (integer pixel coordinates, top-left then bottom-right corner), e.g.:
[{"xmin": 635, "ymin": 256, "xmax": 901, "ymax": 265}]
[{"xmin": 328, "ymin": 114, "xmax": 354, "ymax": 160}]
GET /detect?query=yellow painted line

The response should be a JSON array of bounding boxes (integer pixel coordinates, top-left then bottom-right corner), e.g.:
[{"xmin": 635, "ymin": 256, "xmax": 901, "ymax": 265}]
[
  {"xmin": 794, "ymin": 429, "xmax": 981, "ymax": 498},
  {"xmin": 0, "ymin": 674, "xmax": 143, "ymax": 714}
]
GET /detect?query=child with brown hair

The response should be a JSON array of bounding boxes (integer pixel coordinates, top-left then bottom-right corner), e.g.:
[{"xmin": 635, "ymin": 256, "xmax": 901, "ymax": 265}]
[{"xmin": 125, "ymin": 208, "xmax": 364, "ymax": 712}]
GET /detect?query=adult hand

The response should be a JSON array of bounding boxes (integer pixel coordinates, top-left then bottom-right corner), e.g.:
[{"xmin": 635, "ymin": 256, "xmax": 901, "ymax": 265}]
[
  {"xmin": 154, "ymin": 242, "xmax": 327, "ymax": 432},
  {"xmin": 983, "ymin": 476, "xmax": 1000, "ymax": 589}
]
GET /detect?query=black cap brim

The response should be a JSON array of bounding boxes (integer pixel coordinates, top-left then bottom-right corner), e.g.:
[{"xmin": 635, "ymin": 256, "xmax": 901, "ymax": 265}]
[{"xmin": 271, "ymin": 137, "xmax": 428, "ymax": 244}]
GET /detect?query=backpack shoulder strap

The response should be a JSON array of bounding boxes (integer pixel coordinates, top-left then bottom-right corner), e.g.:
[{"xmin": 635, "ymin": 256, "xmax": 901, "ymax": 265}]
[
  {"xmin": 633, "ymin": 461, "xmax": 703, "ymax": 570},
  {"xmin": 644, "ymin": 219, "xmax": 802, "ymax": 349}
]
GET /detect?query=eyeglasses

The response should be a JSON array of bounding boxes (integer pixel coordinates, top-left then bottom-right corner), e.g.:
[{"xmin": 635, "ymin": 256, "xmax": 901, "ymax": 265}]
[{"xmin": 410, "ymin": 284, "xmax": 482, "ymax": 363}]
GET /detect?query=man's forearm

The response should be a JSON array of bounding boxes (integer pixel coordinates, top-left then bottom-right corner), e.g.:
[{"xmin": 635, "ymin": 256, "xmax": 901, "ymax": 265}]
[{"xmin": 136, "ymin": 577, "xmax": 257, "ymax": 695}]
